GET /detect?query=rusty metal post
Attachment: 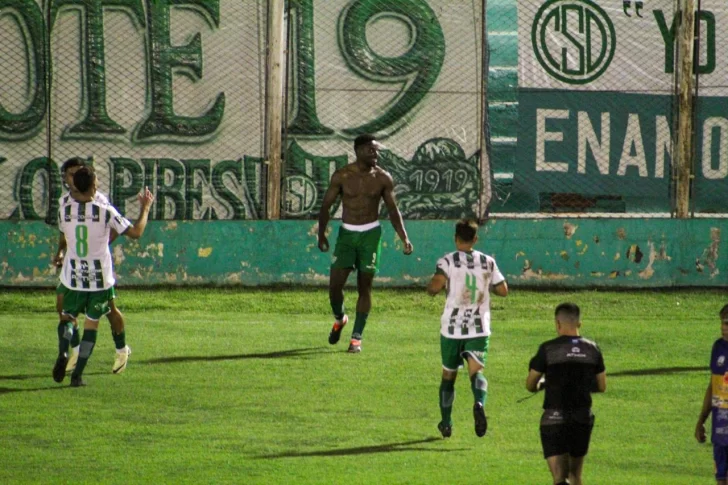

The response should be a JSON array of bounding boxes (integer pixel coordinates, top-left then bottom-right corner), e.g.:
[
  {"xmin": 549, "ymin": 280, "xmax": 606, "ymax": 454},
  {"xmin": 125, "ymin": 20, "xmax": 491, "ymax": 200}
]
[
  {"xmin": 265, "ymin": 0, "xmax": 285, "ymax": 219},
  {"xmin": 675, "ymin": 0, "xmax": 696, "ymax": 218}
]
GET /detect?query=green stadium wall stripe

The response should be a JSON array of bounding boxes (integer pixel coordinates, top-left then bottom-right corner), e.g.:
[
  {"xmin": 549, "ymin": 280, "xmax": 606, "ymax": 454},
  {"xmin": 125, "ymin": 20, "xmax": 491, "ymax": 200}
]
[{"xmin": 2, "ymin": 220, "xmax": 726, "ymax": 288}]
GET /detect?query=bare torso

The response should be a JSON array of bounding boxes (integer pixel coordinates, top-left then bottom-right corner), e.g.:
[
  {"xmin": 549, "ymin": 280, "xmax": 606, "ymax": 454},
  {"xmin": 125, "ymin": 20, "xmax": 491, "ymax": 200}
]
[{"xmin": 337, "ymin": 163, "xmax": 390, "ymax": 225}]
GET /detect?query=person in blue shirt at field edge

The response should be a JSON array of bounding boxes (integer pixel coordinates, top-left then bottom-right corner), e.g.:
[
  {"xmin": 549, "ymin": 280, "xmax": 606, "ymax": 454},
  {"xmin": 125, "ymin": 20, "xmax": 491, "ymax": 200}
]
[{"xmin": 696, "ymin": 304, "xmax": 728, "ymax": 485}]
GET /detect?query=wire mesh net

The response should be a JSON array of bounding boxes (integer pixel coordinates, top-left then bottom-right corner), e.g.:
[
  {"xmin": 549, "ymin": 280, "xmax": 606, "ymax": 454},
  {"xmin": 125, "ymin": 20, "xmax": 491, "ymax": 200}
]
[
  {"xmin": 0, "ymin": 0, "xmax": 267, "ymax": 223},
  {"xmin": 282, "ymin": 0, "xmax": 486, "ymax": 220},
  {"xmin": 3, "ymin": 1, "xmax": 727, "ymax": 223},
  {"xmin": 693, "ymin": 0, "xmax": 728, "ymax": 215},
  {"xmin": 489, "ymin": 0, "xmax": 682, "ymax": 216}
]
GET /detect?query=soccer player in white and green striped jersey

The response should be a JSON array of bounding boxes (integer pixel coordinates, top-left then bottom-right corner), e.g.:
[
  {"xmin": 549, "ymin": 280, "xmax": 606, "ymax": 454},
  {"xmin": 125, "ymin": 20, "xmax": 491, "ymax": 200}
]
[
  {"xmin": 427, "ymin": 219, "xmax": 508, "ymax": 438},
  {"xmin": 53, "ymin": 157, "xmax": 124, "ymax": 374},
  {"xmin": 53, "ymin": 166, "xmax": 154, "ymax": 387}
]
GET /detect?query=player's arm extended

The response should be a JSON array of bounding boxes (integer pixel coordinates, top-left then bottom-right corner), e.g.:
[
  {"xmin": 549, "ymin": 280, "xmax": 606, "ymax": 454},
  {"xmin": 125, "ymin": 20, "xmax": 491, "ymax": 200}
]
[
  {"xmin": 382, "ymin": 173, "xmax": 412, "ymax": 254},
  {"xmin": 124, "ymin": 188, "xmax": 154, "ymax": 239},
  {"xmin": 53, "ymin": 233, "xmax": 67, "ymax": 267},
  {"xmin": 491, "ymin": 281, "xmax": 508, "ymax": 297},
  {"xmin": 696, "ymin": 380, "xmax": 712, "ymax": 443},
  {"xmin": 427, "ymin": 273, "xmax": 447, "ymax": 296},
  {"xmin": 593, "ymin": 371, "xmax": 607, "ymax": 393},
  {"xmin": 526, "ymin": 369, "xmax": 544, "ymax": 392},
  {"xmin": 318, "ymin": 171, "xmax": 342, "ymax": 238}
]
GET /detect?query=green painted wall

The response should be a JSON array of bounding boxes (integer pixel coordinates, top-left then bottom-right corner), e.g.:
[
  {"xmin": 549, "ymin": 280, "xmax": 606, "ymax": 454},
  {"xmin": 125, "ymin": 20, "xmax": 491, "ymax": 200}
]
[{"xmin": 2, "ymin": 219, "xmax": 725, "ymax": 288}]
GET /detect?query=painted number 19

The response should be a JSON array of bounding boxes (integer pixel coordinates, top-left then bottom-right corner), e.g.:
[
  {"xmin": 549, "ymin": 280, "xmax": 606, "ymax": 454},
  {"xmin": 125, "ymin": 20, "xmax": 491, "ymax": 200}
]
[{"xmin": 287, "ymin": 0, "xmax": 445, "ymax": 136}]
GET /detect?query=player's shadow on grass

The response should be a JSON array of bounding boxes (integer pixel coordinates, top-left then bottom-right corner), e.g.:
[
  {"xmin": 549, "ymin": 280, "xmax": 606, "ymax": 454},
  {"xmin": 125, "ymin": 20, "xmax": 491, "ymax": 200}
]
[
  {"xmin": 0, "ymin": 370, "xmax": 107, "ymax": 382},
  {"xmin": 610, "ymin": 366, "xmax": 707, "ymax": 377},
  {"xmin": 255, "ymin": 437, "xmax": 467, "ymax": 459},
  {"xmin": 0, "ymin": 386, "xmax": 71, "ymax": 395},
  {"xmin": 139, "ymin": 347, "xmax": 329, "ymax": 365}
]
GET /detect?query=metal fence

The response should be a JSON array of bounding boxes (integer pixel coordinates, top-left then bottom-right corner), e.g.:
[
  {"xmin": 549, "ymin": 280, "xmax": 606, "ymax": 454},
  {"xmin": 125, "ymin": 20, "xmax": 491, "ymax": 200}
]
[
  {"xmin": 1, "ymin": 0, "xmax": 267, "ymax": 223},
  {"xmin": 1, "ymin": 0, "xmax": 726, "ymax": 221},
  {"xmin": 489, "ymin": 0, "xmax": 728, "ymax": 217},
  {"xmin": 282, "ymin": 0, "xmax": 487, "ymax": 220},
  {"xmin": 488, "ymin": 0, "xmax": 682, "ymax": 216}
]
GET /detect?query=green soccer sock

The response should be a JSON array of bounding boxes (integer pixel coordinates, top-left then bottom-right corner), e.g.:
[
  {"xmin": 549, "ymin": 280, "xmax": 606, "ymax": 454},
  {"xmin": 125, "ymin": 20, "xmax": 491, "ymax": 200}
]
[
  {"xmin": 351, "ymin": 312, "xmax": 369, "ymax": 340},
  {"xmin": 330, "ymin": 299, "xmax": 345, "ymax": 321},
  {"xmin": 72, "ymin": 330, "xmax": 97, "ymax": 378},
  {"xmin": 439, "ymin": 379, "xmax": 456, "ymax": 426},
  {"xmin": 57, "ymin": 321, "xmax": 73, "ymax": 354},
  {"xmin": 112, "ymin": 330, "xmax": 126, "ymax": 350},
  {"xmin": 70, "ymin": 326, "xmax": 80, "ymax": 348},
  {"xmin": 471, "ymin": 372, "xmax": 488, "ymax": 406}
]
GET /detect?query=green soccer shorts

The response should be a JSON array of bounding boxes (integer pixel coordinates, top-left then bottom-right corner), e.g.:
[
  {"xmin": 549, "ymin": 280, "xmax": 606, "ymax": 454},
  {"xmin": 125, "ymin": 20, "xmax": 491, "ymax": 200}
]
[
  {"xmin": 56, "ymin": 283, "xmax": 69, "ymax": 296},
  {"xmin": 440, "ymin": 335, "xmax": 490, "ymax": 371},
  {"xmin": 331, "ymin": 225, "xmax": 383, "ymax": 274},
  {"xmin": 60, "ymin": 284, "xmax": 116, "ymax": 321}
]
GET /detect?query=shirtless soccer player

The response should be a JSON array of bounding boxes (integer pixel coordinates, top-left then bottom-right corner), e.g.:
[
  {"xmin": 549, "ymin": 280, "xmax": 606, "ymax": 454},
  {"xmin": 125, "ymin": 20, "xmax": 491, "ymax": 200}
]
[{"xmin": 317, "ymin": 134, "xmax": 413, "ymax": 353}]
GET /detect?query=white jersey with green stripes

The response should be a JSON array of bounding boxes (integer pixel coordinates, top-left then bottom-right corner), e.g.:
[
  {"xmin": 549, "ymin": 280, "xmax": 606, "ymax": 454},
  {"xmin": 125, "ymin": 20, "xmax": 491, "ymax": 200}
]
[
  {"xmin": 58, "ymin": 195, "xmax": 131, "ymax": 291},
  {"xmin": 436, "ymin": 250, "xmax": 505, "ymax": 339},
  {"xmin": 58, "ymin": 190, "xmax": 109, "ymax": 208}
]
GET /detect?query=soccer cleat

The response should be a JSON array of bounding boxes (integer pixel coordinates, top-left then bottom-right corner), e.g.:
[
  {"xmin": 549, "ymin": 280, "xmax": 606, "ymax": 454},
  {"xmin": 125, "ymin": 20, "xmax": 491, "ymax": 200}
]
[
  {"xmin": 328, "ymin": 315, "xmax": 348, "ymax": 345},
  {"xmin": 65, "ymin": 351, "xmax": 79, "ymax": 372},
  {"xmin": 53, "ymin": 353, "xmax": 69, "ymax": 383},
  {"xmin": 437, "ymin": 422, "xmax": 452, "ymax": 438},
  {"xmin": 112, "ymin": 345, "xmax": 132, "ymax": 374},
  {"xmin": 70, "ymin": 375, "xmax": 86, "ymax": 387},
  {"xmin": 347, "ymin": 339, "xmax": 361, "ymax": 353},
  {"xmin": 473, "ymin": 402, "xmax": 488, "ymax": 437}
]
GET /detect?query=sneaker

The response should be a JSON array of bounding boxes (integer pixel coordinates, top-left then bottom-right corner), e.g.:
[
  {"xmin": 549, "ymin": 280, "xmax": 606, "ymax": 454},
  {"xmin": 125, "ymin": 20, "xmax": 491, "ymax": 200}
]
[
  {"xmin": 112, "ymin": 345, "xmax": 132, "ymax": 374},
  {"xmin": 437, "ymin": 422, "xmax": 452, "ymax": 438},
  {"xmin": 473, "ymin": 402, "xmax": 487, "ymax": 437},
  {"xmin": 53, "ymin": 353, "xmax": 69, "ymax": 383},
  {"xmin": 70, "ymin": 375, "xmax": 86, "ymax": 387},
  {"xmin": 347, "ymin": 339, "xmax": 361, "ymax": 353},
  {"xmin": 65, "ymin": 351, "xmax": 79, "ymax": 372},
  {"xmin": 328, "ymin": 315, "xmax": 348, "ymax": 345}
]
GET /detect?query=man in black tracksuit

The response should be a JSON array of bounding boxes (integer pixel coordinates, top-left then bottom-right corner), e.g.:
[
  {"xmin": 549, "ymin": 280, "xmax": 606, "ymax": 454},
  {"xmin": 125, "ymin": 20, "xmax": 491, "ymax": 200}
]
[{"xmin": 526, "ymin": 302, "xmax": 607, "ymax": 485}]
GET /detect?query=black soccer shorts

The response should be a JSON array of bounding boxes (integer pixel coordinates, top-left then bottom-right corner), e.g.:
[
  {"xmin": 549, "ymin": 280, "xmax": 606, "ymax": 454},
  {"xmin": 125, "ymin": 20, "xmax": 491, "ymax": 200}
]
[{"xmin": 539, "ymin": 410, "xmax": 595, "ymax": 458}]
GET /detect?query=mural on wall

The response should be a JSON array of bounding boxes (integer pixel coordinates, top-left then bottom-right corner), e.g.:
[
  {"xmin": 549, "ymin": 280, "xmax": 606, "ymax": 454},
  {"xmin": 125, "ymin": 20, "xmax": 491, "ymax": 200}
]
[
  {"xmin": 0, "ymin": 0, "xmax": 483, "ymax": 221},
  {"xmin": 284, "ymin": 0, "xmax": 483, "ymax": 219},
  {"xmin": 515, "ymin": 0, "xmax": 728, "ymax": 212},
  {"xmin": 0, "ymin": 0, "xmax": 267, "ymax": 221}
]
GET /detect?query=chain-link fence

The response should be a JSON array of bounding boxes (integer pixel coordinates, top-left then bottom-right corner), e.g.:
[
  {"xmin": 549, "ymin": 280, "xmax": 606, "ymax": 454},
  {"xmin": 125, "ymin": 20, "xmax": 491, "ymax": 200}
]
[
  {"xmin": 694, "ymin": 0, "xmax": 728, "ymax": 215},
  {"xmin": 3, "ymin": 0, "xmax": 727, "ymax": 222},
  {"xmin": 1, "ymin": 0, "xmax": 267, "ymax": 223},
  {"xmin": 282, "ymin": 0, "xmax": 487, "ymax": 220},
  {"xmin": 488, "ymin": 0, "xmax": 683, "ymax": 216}
]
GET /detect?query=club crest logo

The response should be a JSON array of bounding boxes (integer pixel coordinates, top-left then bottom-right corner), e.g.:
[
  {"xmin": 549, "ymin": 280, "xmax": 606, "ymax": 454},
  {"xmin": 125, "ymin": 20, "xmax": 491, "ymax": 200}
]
[{"xmin": 532, "ymin": 0, "xmax": 616, "ymax": 85}]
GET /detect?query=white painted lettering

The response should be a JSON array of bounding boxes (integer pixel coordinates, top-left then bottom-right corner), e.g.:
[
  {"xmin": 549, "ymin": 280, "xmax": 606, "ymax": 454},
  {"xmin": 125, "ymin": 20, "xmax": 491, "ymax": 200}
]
[
  {"xmin": 654, "ymin": 115, "xmax": 673, "ymax": 178},
  {"xmin": 617, "ymin": 114, "xmax": 648, "ymax": 177},
  {"xmin": 703, "ymin": 117, "xmax": 728, "ymax": 180},
  {"xmin": 577, "ymin": 111, "xmax": 610, "ymax": 175},
  {"xmin": 536, "ymin": 109, "xmax": 569, "ymax": 172}
]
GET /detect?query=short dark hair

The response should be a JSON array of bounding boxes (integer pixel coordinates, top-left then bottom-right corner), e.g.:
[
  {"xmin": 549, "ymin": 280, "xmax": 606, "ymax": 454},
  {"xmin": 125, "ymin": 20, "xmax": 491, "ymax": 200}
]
[
  {"xmin": 61, "ymin": 157, "xmax": 86, "ymax": 175},
  {"xmin": 354, "ymin": 134, "xmax": 377, "ymax": 149},
  {"xmin": 555, "ymin": 302, "xmax": 581, "ymax": 322},
  {"xmin": 720, "ymin": 304, "xmax": 728, "ymax": 320},
  {"xmin": 73, "ymin": 166, "xmax": 95, "ymax": 194},
  {"xmin": 455, "ymin": 219, "xmax": 478, "ymax": 242}
]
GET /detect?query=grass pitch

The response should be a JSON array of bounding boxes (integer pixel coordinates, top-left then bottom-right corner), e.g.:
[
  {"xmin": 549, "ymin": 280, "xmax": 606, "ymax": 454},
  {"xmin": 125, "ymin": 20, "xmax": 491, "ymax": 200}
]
[{"xmin": 0, "ymin": 288, "xmax": 722, "ymax": 484}]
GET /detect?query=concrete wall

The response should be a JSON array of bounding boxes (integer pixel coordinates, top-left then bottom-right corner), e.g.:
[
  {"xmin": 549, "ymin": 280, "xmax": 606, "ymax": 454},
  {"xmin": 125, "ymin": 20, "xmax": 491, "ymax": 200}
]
[{"xmin": 2, "ymin": 219, "xmax": 725, "ymax": 288}]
